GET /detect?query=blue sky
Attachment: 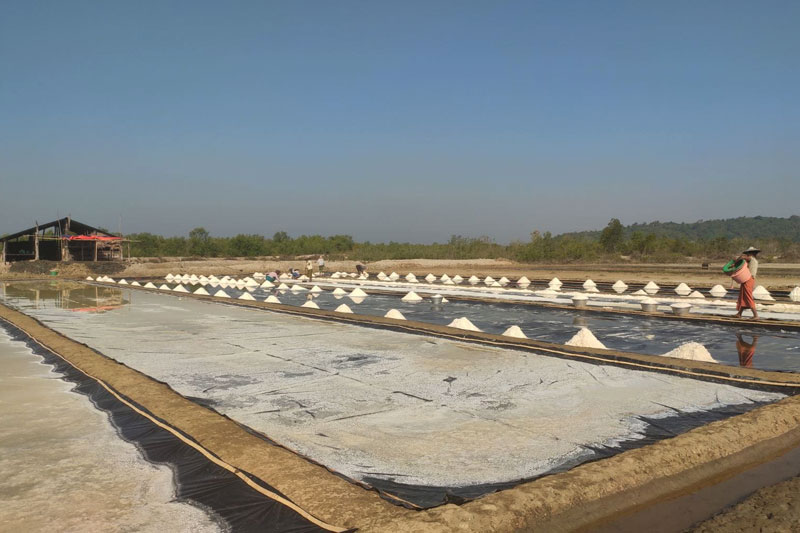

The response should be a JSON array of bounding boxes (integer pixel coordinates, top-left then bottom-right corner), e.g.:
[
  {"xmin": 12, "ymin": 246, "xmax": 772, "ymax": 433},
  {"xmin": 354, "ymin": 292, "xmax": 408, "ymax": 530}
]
[{"xmin": 1, "ymin": 1, "xmax": 798, "ymax": 242}]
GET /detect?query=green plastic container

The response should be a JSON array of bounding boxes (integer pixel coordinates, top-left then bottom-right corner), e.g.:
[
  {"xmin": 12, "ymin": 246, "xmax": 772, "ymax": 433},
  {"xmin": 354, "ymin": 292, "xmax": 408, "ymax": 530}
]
[
  {"xmin": 49, "ymin": 270, "xmax": 58, "ymax": 276},
  {"xmin": 722, "ymin": 259, "xmax": 744, "ymax": 274}
]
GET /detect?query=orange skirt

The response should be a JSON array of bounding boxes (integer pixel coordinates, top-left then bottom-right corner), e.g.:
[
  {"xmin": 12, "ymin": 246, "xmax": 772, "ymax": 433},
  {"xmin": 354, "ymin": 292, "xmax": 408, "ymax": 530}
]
[{"xmin": 737, "ymin": 277, "xmax": 755, "ymax": 311}]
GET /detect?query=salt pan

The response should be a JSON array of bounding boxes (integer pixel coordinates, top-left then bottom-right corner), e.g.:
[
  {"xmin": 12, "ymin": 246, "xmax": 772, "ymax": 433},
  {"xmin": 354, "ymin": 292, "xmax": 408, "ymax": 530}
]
[
  {"xmin": 447, "ymin": 317, "xmax": 481, "ymax": 332},
  {"xmin": 565, "ymin": 328, "xmax": 607, "ymax": 349}
]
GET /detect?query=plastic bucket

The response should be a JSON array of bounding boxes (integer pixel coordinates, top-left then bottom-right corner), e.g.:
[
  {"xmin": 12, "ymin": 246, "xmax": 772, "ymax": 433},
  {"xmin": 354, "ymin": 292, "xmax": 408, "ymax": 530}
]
[{"xmin": 724, "ymin": 259, "xmax": 751, "ymax": 284}]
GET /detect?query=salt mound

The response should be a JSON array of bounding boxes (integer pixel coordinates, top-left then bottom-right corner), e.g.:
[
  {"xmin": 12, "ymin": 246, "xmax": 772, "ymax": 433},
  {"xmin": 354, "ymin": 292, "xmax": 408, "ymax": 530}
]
[
  {"xmin": 612, "ymin": 280, "xmax": 628, "ymax": 293},
  {"xmin": 193, "ymin": 287, "xmax": 210, "ymax": 296},
  {"xmin": 644, "ymin": 281, "xmax": 660, "ymax": 291},
  {"xmin": 401, "ymin": 291, "xmax": 422, "ymax": 302},
  {"xmin": 499, "ymin": 276, "xmax": 510, "ymax": 285},
  {"xmin": 106, "ymin": 278, "xmax": 115, "ymax": 283},
  {"xmin": 440, "ymin": 274, "xmax": 451, "ymax": 282},
  {"xmin": 441, "ymin": 297, "xmax": 449, "ymax": 303},
  {"xmin": 405, "ymin": 273, "xmax": 417, "ymax": 282},
  {"xmin": 490, "ymin": 281, "xmax": 502, "ymax": 287},
  {"xmin": 384, "ymin": 309, "xmax": 406, "ymax": 320},
  {"xmin": 447, "ymin": 317, "xmax": 481, "ymax": 332},
  {"xmin": 158, "ymin": 284, "xmax": 170, "ymax": 290},
  {"xmin": 298, "ymin": 275, "xmax": 309, "ymax": 282},
  {"xmin": 265, "ymin": 295, "xmax": 281, "ymax": 304},
  {"xmin": 309, "ymin": 286, "xmax": 323, "ymax": 293},
  {"xmin": 85, "ymin": 276, "xmax": 94, "ymax": 281},
  {"xmin": 790, "ymin": 287, "xmax": 800, "ymax": 302},
  {"xmin": 452, "ymin": 275, "xmax": 463, "ymax": 283},
  {"xmin": 331, "ymin": 273, "xmax": 341, "ymax": 279},
  {"xmin": 144, "ymin": 282, "xmax": 157, "ymax": 289},
  {"xmin": 349, "ymin": 288, "xmax": 368, "ymax": 297},
  {"xmin": 301, "ymin": 300, "xmax": 320, "ymax": 309},
  {"xmin": 663, "ymin": 342, "xmax": 717, "ymax": 363},
  {"xmin": 632, "ymin": 289, "xmax": 648, "ymax": 296},
  {"xmin": 502, "ymin": 325, "xmax": 527, "ymax": 339},
  {"xmin": 278, "ymin": 283, "xmax": 290, "ymax": 290},
  {"xmin": 166, "ymin": 274, "xmax": 175, "ymax": 281},
  {"xmin": 753, "ymin": 286, "xmax": 774, "ymax": 301},
  {"xmin": 335, "ymin": 304, "xmax": 353, "ymax": 313},
  {"xmin": 190, "ymin": 275, "xmax": 199, "ymax": 282},
  {"xmin": 173, "ymin": 285, "xmax": 189, "ymax": 293},
  {"xmin": 117, "ymin": 279, "xmax": 128, "ymax": 285},
  {"xmin": 709, "ymin": 285, "xmax": 727, "ymax": 297},
  {"xmin": 291, "ymin": 285, "xmax": 307, "ymax": 292},
  {"xmin": 565, "ymin": 328, "xmax": 607, "ymax": 349},
  {"xmin": 260, "ymin": 281, "xmax": 274, "ymax": 288},
  {"xmin": 688, "ymin": 290, "xmax": 705, "ymax": 299},
  {"xmin": 131, "ymin": 281, "xmax": 141, "ymax": 286},
  {"xmin": 549, "ymin": 277, "xmax": 562, "ymax": 288},
  {"xmin": 674, "ymin": 283, "xmax": 692, "ymax": 296},
  {"xmin": 349, "ymin": 296, "xmax": 366, "ymax": 304},
  {"xmin": 181, "ymin": 275, "xmax": 191, "ymax": 282},
  {"xmin": 468, "ymin": 276, "xmax": 480, "ymax": 284},
  {"xmin": 199, "ymin": 275, "xmax": 209, "ymax": 282},
  {"xmin": 388, "ymin": 272, "xmax": 400, "ymax": 281},
  {"xmin": 425, "ymin": 274, "xmax": 436, "ymax": 283},
  {"xmin": 245, "ymin": 279, "xmax": 259, "ymax": 287},
  {"xmin": 332, "ymin": 288, "xmax": 347, "ymax": 296},
  {"xmin": 582, "ymin": 279, "xmax": 597, "ymax": 289},
  {"xmin": 238, "ymin": 292, "xmax": 256, "ymax": 301},
  {"xmin": 518, "ymin": 276, "xmax": 531, "ymax": 285},
  {"xmin": 209, "ymin": 276, "xmax": 219, "ymax": 282},
  {"xmin": 443, "ymin": 279, "xmax": 455, "ymax": 285},
  {"xmin": 483, "ymin": 276, "xmax": 495, "ymax": 284},
  {"xmin": 536, "ymin": 288, "xmax": 559, "ymax": 297}
]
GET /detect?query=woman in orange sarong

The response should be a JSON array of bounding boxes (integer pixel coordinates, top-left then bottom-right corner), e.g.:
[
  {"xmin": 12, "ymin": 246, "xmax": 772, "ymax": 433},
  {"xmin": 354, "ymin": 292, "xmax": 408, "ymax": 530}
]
[
  {"xmin": 734, "ymin": 247, "xmax": 760, "ymax": 320},
  {"xmin": 736, "ymin": 333, "xmax": 758, "ymax": 367}
]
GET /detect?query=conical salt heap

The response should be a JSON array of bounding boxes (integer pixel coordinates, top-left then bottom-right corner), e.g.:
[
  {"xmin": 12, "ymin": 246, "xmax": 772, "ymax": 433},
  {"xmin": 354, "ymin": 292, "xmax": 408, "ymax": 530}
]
[
  {"xmin": 278, "ymin": 283, "xmax": 290, "ymax": 290},
  {"xmin": 165, "ymin": 274, "xmax": 174, "ymax": 281},
  {"xmin": 245, "ymin": 279, "xmax": 259, "ymax": 287},
  {"xmin": 388, "ymin": 272, "xmax": 400, "ymax": 281},
  {"xmin": 499, "ymin": 276, "xmax": 510, "ymax": 285},
  {"xmin": 238, "ymin": 292, "xmax": 256, "ymax": 301},
  {"xmin": 193, "ymin": 287, "xmax": 210, "ymax": 296},
  {"xmin": 384, "ymin": 309, "xmax": 406, "ymax": 320},
  {"xmin": 612, "ymin": 280, "xmax": 628, "ymax": 293},
  {"xmin": 131, "ymin": 281, "xmax": 141, "ymax": 286},
  {"xmin": 86, "ymin": 276, "xmax": 94, "ymax": 281},
  {"xmin": 173, "ymin": 285, "xmax": 189, "ymax": 293},
  {"xmin": 199, "ymin": 275, "xmax": 209, "ymax": 282},
  {"xmin": 144, "ymin": 282, "xmax": 157, "ymax": 289},
  {"xmin": 425, "ymin": 273, "xmax": 436, "ymax": 283},
  {"xmin": 688, "ymin": 290, "xmax": 705, "ymax": 299},
  {"xmin": 502, "ymin": 325, "xmax": 527, "ymax": 338},
  {"xmin": 213, "ymin": 290, "xmax": 230, "ymax": 298},
  {"xmin": 310, "ymin": 286, "xmax": 323, "ymax": 293},
  {"xmin": 440, "ymin": 274, "xmax": 451, "ymax": 282},
  {"xmin": 447, "ymin": 317, "xmax": 481, "ymax": 332},
  {"xmin": 790, "ymin": 287, "xmax": 800, "ymax": 302},
  {"xmin": 118, "ymin": 279, "xmax": 128, "ymax": 285},
  {"xmin": 190, "ymin": 274, "xmax": 199, "ymax": 282},
  {"xmin": 377, "ymin": 271, "xmax": 388, "ymax": 280},
  {"xmin": 548, "ymin": 277, "xmax": 562, "ymax": 289},
  {"xmin": 632, "ymin": 289, "xmax": 648, "ymax": 296},
  {"xmin": 301, "ymin": 300, "xmax": 319, "ymax": 309},
  {"xmin": 291, "ymin": 285, "xmax": 308, "ymax": 292},
  {"xmin": 401, "ymin": 291, "xmax": 422, "ymax": 302},
  {"xmin": 663, "ymin": 342, "xmax": 717, "ymax": 363},
  {"xmin": 565, "ymin": 328, "xmax": 607, "ymax": 349},
  {"xmin": 490, "ymin": 281, "xmax": 502, "ymax": 288},
  {"xmin": 209, "ymin": 276, "xmax": 219, "ymax": 282},
  {"xmin": 468, "ymin": 275, "xmax": 480, "ymax": 284},
  {"xmin": 159, "ymin": 284, "xmax": 170, "ymax": 290},
  {"xmin": 674, "ymin": 283, "xmax": 692, "ymax": 296},
  {"xmin": 106, "ymin": 278, "xmax": 116, "ymax": 283},
  {"xmin": 260, "ymin": 280, "xmax": 274, "ymax": 288},
  {"xmin": 350, "ymin": 288, "xmax": 368, "ymax": 298},
  {"xmin": 709, "ymin": 285, "xmax": 727, "ymax": 298},
  {"xmin": 332, "ymin": 288, "xmax": 347, "ymax": 296},
  {"xmin": 405, "ymin": 273, "xmax": 417, "ymax": 282},
  {"xmin": 335, "ymin": 304, "xmax": 353, "ymax": 313},
  {"xmin": 443, "ymin": 279, "xmax": 455, "ymax": 285},
  {"xmin": 536, "ymin": 288, "xmax": 559, "ymax": 297},
  {"xmin": 582, "ymin": 279, "xmax": 599, "ymax": 292},
  {"xmin": 265, "ymin": 295, "xmax": 281, "ymax": 304},
  {"xmin": 452, "ymin": 275, "xmax": 463, "ymax": 283},
  {"xmin": 483, "ymin": 276, "xmax": 495, "ymax": 285},
  {"xmin": 644, "ymin": 281, "xmax": 660, "ymax": 294},
  {"xmin": 753, "ymin": 286, "xmax": 774, "ymax": 301},
  {"xmin": 330, "ymin": 273, "xmax": 341, "ymax": 279},
  {"xmin": 517, "ymin": 276, "xmax": 531, "ymax": 286}
]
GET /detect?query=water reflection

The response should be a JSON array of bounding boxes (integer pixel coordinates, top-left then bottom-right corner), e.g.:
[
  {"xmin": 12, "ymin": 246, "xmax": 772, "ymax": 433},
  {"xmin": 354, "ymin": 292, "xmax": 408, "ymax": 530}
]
[
  {"xmin": 736, "ymin": 333, "xmax": 759, "ymax": 368},
  {"xmin": 1, "ymin": 282, "xmax": 129, "ymax": 313}
]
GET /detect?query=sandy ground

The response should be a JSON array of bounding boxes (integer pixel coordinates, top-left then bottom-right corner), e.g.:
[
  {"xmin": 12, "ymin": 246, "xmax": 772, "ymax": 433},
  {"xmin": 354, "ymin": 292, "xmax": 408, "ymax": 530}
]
[
  {"xmin": 2, "ymin": 257, "xmax": 799, "ymax": 290},
  {"xmin": 690, "ymin": 475, "xmax": 800, "ymax": 532}
]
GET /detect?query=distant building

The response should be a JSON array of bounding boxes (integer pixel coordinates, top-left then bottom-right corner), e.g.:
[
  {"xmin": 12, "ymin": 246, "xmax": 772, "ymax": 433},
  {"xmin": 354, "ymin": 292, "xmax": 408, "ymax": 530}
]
[{"xmin": 0, "ymin": 217, "xmax": 127, "ymax": 263}]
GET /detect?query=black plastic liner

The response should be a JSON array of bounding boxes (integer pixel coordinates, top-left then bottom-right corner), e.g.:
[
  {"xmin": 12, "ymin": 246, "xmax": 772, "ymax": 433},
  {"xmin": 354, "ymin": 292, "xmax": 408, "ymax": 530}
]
[
  {"xmin": 359, "ymin": 400, "xmax": 777, "ymax": 508},
  {"xmin": 0, "ymin": 320, "xmax": 337, "ymax": 533}
]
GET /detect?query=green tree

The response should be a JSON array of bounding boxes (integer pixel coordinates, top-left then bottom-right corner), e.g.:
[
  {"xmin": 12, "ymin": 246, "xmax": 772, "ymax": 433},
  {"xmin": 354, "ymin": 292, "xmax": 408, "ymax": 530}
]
[
  {"xmin": 188, "ymin": 227, "xmax": 211, "ymax": 256},
  {"xmin": 599, "ymin": 218, "xmax": 624, "ymax": 252}
]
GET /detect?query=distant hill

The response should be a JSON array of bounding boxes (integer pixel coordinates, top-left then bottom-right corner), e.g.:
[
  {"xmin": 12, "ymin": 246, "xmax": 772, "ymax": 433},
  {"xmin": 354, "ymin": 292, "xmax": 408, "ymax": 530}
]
[{"xmin": 563, "ymin": 216, "xmax": 800, "ymax": 242}]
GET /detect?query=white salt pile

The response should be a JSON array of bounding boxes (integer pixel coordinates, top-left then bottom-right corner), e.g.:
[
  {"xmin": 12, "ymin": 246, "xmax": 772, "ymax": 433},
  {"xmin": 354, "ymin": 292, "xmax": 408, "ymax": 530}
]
[
  {"xmin": 582, "ymin": 279, "xmax": 596, "ymax": 289},
  {"xmin": 190, "ymin": 275, "xmax": 199, "ymax": 282},
  {"xmin": 388, "ymin": 272, "xmax": 400, "ymax": 281},
  {"xmin": 260, "ymin": 281, "xmax": 274, "ymax": 288},
  {"xmin": 378, "ymin": 271, "xmax": 388, "ymax": 280},
  {"xmin": 425, "ymin": 274, "xmax": 436, "ymax": 283},
  {"xmin": 483, "ymin": 276, "xmax": 495, "ymax": 284},
  {"xmin": 131, "ymin": 281, "xmax": 141, "ymax": 286},
  {"xmin": 193, "ymin": 287, "xmax": 210, "ymax": 296},
  {"xmin": 166, "ymin": 274, "xmax": 175, "ymax": 281},
  {"xmin": 709, "ymin": 285, "xmax": 727, "ymax": 297},
  {"xmin": 441, "ymin": 297, "xmax": 449, "ymax": 303},
  {"xmin": 517, "ymin": 276, "xmax": 531, "ymax": 286},
  {"xmin": 674, "ymin": 283, "xmax": 692, "ymax": 296},
  {"xmin": 790, "ymin": 287, "xmax": 800, "ymax": 302},
  {"xmin": 117, "ymin": 279, "xmax": 128, "ymax": 285},
  {"xmin": 199, "ymin": 275, "xmax": 209, "ymax": 282},
  {"xmin": 632, "ymin": 289, "xmax": 648, "ymax": 296},
  {"xmin": 499, "ymin": 276, "xmax": 510, "ymax": 285},
  {"xmin": 332, "ymin": 288, "xmax": 347, "ymax": 296},
  {"xmin": 549, "ymin": 277, "xmax": 562, "ymax": 289},
  {"xmin": 245, "ymin": 279, "xmax": 259, "ymax": 287},
  {"xmin": 468, "ymin": 275, "xmax": 480, "ymax": 284},
  {"xmin": 384, "ymin": 309, "xmax": 406, "ymax": 320},
  {"xmin": 490, "ymin": 281, "xmax": 502, "ymax": 288},
  {"xmin": 181, "ymin": 275, "xmax": 191, "ymax": 282},
  {"xmin": 688, "ymin": 291, "xmax": 706, "ymax": 299},
  {"xmin": 265, "ymin": 295, "xmax": 281, "ymax": 304},
  {"xmin": 452, "ymin": 275, "xmax": 463, "ymax": 283},
  {"xmin": 278, "ymin": 283, "xmax": 290, "ymax": 290},
  {"xmin": 536, "ymin": 288, "xmax": 559, "ymax": 297},
  {"xmin": 331, "ymin": 273, "xmax": 341, "ymax": 279},
  {"xmin": 301, "ymin": 300, "xmax": 319, "ymax": 309},
  {"xmin": 173, "ymin": 285, "xmax": 189, "ymax": 293},
  {"xmin": 158, "ymin": 284, "xmax": 171, "ymax": 290},
  {"xmin": 85, "ymin": 276, "xmax": 94, "ymax": 281},
  {"xmin": 753, "ymin": 286, "xmax": 774, "ymax": 301},
  {"xmin": 502, "ymin": 325, "xmax": 527, "ymax": 338},
  {"xmin": 644, "ymin": 281, "xmax": 660, "ymax": 292},
  {"xmin": 565, "ymin": 328, "xmax": 607, "ymax": 349},
  {"xmin": 662, "ymin": 342, "xmax": 717, "ymax": 363},
  {"xmin": 440, "ymin": 274, "xmax": 451, "ymax": 282},
  {"xmin": 144, "ymin": 282, "xmax": 157, "ymax": 289},
  {"xmin": 405, "ymin": 273, "xmax": 417, "ymax": 282},
  {"xmin": 612, "ymin": 280, "xmax": 628, "ymax": 293},
  {"xmin": 291, "ymin": 285, "xmax": 307, "ymax": 292},
  {"xmin": 349, "ymin": 297, "xmax": 366, "ymax": 304},
  {"xmin": 401, "ymin": 291, "xmax": 423, "ymax": 302},
  {"xmin": 238, "ymin": 293, "xmax": 256, "ymax": 301},
  {"xmin": 335, "ymin": 304, "xmax": 353, "ymax": 313},
  {"xmin": 310, "ymin": 286, "xmax": 323, "ymax": 293},
  {"xmin": 447, "ymin": 317, "xmax": 481, "ymax": 332},
  {"xmin": 106, "ymin": 278, "xmax": 116, "ymax": 283},
  {"xmin": 349, "ymin": 288, "xmax": 368, "ymax": 297},
  {"xmin": 443, "ymin": 279, "xmax": 455, "ymax": 285}
]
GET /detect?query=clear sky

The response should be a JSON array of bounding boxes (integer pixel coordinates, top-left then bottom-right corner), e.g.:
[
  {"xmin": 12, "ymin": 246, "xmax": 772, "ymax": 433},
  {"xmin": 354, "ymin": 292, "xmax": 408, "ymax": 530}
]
[{"xmin": 1, "ymin": 1, "xmax": 798, "ymax": 243}]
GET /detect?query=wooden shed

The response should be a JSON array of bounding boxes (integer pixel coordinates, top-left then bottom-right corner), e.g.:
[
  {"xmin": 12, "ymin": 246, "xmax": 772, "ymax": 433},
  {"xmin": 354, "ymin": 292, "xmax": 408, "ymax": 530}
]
[{"xmin": 0, "ymin": 217, "xmax": 127, "ymax": 263}]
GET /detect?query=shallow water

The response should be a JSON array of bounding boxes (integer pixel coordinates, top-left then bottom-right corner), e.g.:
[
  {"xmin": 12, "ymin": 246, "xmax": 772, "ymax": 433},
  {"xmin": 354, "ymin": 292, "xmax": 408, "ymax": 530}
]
[{"xmin": 0, "ymin": 326, "xmax": 220, "ymax": 533}]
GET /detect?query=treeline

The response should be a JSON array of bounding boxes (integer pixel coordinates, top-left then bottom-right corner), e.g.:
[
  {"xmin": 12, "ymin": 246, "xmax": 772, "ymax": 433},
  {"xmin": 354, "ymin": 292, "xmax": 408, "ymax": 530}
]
[{"xmin": 124, "ymin": 220, "xmax": 800, "ymax": 262}]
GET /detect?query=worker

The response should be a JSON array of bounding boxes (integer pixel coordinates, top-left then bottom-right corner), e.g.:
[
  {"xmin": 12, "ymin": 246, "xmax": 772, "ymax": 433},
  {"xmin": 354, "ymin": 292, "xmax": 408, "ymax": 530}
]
[
  {"xmin": 355, "ymin": 262, "xmax": 366, "ymax": 276},
  {"xmin": 265, "ymin": 270, "xmax": 281, "ymax": 282},
  {"xmin": 305, "ymin": 260, "xmax": 314, "ymax": 280},
  {"xmin": 734, "ymin": 246, "xmax": 760, "ymax": 320},
  {"xmin": 317, "ymin": 255, "xmax": 325, "ymax": 273}
]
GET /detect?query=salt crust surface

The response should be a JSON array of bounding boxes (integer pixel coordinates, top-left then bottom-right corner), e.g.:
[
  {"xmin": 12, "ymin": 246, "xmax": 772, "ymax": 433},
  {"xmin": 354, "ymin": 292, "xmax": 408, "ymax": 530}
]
[{"xmin": 0, "ymin": 290, "xmax": 786, "ymax": 488}]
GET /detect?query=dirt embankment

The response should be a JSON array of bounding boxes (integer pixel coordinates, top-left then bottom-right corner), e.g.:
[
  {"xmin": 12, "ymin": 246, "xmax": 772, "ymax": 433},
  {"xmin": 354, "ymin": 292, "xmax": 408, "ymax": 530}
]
[{"xmin": 2, "ymin": 257, "xmax": 798, "ymax": 290}]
